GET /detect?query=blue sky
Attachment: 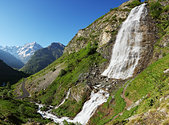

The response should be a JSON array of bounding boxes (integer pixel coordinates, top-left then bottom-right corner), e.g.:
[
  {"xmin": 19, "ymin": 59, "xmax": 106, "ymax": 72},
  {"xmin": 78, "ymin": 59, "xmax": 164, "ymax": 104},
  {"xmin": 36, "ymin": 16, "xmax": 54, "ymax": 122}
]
[{"xmin": 0, "ymin": 0, "xmax": 143, "ymax": 47}]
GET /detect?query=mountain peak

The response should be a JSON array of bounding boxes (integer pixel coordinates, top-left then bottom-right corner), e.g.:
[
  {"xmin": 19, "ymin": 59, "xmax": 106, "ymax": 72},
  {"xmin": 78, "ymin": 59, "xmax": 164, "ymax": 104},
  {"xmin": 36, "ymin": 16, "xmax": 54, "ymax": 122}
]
[
  {"xmin": 0, "ymin": 42, "xmax": 43, "ymax": 64},
  {"xmin": 49, "ymin": 42, "xmax": 65, "ymax": 49}
]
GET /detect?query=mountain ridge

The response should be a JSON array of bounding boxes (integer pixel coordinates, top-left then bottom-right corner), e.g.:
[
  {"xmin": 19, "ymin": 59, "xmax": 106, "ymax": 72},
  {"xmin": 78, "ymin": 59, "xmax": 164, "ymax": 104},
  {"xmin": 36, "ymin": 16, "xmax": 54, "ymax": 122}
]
[
  {"xmin": 0, "ymin": 49, "xmax": 24, "ymax": 69},
  {"xmin": 0, "ymin": 59, "xmax": 27, "ymax": 85},
  {"xmin": 20, "ymin": 42, "xmax": 65, "ymax": 74},
  {"xmin": 0, "ymin": 42, "xmax": 43, "ymax": 63}
]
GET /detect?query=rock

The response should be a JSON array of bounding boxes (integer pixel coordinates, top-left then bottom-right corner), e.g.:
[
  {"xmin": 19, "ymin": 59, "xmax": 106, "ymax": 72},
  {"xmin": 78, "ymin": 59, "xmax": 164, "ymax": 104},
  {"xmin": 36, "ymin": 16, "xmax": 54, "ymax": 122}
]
[
  {"xmin": 99, "ymin": 25, "xmax": 113, "ymax": 46},
  {"xmin": 70, "ymin": 83, "xmax": 91, "ymax": 102},
  {"xmin": 163, "ymin": 69, "xmax": 169, "ymax": 74}
]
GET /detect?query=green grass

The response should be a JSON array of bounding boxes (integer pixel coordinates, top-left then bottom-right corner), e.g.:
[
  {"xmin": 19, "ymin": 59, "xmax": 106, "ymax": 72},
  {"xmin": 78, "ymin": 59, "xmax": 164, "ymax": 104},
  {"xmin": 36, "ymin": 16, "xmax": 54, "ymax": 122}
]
[
  {"xmin": 125, "ymin": 54, "xmax": 169, "ymax": 102},
  {"xmin": 149, "ymin": 1, "xmax": 163, "ymax": 19},
  {"xmin": 0, "ymin": 87, "xmax": 50, "ymax": 125},
  {"xmin": 89, "ymin": 87, "xmax": 126, "ymax": 125},
  {"xmin": 126, "ymin": 0, "xmax": 141, "ymax": 8},
  {"xmin": 106, "ymin": 54, "xmax": 169, "ymax": 124},
  {"xmin": 53, "ymin": 98, "xmax": 85, "ymax": 118},
  {"xmin": 89, "ymin": 54, "xmax": 169, "ymax": 124},
  {"xmin": 52, "ymin": 83, "xmax": 89, "ymax": 118}
]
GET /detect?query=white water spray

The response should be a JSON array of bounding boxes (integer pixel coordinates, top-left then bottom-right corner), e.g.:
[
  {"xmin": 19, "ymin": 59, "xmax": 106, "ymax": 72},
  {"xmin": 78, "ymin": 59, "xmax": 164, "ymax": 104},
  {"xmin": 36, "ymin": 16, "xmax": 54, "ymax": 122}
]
[
  {"xmin": 55, "ymin": 88, "xmax": 71, "ymax": 109},
  {"xmin": 102, "ymin": 3, "xmax": 147, "ymax": 79}
]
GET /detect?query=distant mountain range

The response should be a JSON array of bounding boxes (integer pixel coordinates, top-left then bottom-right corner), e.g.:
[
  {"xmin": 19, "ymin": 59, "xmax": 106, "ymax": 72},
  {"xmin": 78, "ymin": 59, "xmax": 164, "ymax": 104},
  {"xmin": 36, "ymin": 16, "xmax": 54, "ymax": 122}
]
[
  {"xmin": 0, "ymin": 49, "xmax": 24, "ymax": 69},
  {"xmin": 0, "ymin": 42, "xmax": 42, "ymax": 64},
  {"xmin": 21, "ymin": 42, "xmax": 65, "ymax": 74}
]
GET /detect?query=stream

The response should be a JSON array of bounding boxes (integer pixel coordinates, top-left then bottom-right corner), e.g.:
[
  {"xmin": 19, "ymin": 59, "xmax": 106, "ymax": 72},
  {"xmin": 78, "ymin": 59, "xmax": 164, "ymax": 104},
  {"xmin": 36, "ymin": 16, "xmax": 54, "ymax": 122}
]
[{"xmin": 36, "ymin": 89, "xmax": 109, "ymax": 125}]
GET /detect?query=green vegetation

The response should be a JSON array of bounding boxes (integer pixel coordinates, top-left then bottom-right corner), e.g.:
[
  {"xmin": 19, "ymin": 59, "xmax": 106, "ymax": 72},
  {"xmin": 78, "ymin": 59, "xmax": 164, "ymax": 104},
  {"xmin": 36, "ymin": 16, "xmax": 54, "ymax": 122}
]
[
  {"xmin": 0, "ymin": 87, "xmax": 50, "ymax": 125},
  {"xmin": 102, "ymin": 54, "xmax": 169, "ymax": 124},
  {"xmin": 126, "ymin": 0, "xmax": 141, "ymax": 8},
  {"xmin": 0, "ymin": 60, "xmax": 27, "ymax": 86},
  {"xmin": 53, "ymin": 97, "xmax": 85, "ymax": 118},
  {"xmin": 149, "ymin": 1, "xmax": 169, "ymax": 63},
  {"xmin": 21, "ymin": 43, "xmax": 64, "ymax": 74},
  {"xmin": 149, "ymin": 1, "xmax": 162, "ymax": 19},
  {"xmin": 113, "ymin": 88, "xmax": 126, "ymax": 114},
  {"xmin": 125, "ymin": 54, "xmax": 169, "ymax": 101},
  {"xmin": 110, "ymin": 7, "xmax": 118, "ymax": 11},
  {"xmin": 36, "ymin": 42, "xmax": 106, "ymax": 117},
  {"xmin": 113, "ymin": 106, "xmax": 138, "ymax": 124},
  {"xmin": 163, "ymin": 5, "xmax": 169, "ymax": 12},
  {"xmin": 53, "ymin": 83, "xmax": 89, "ymax": 118},
  {"xmin": 89, "ymin": 87, "xmax": 126, "ymax": 125},
  {"xmin": 76, "ymin": 36, "xmax": 87, "ymax": 41}
]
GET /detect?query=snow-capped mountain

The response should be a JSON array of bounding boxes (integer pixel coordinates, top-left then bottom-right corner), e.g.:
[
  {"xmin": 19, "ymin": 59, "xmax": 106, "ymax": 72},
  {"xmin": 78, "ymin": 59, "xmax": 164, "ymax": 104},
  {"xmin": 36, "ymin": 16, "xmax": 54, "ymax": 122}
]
[
  {"xmin": 0, "ymin": 42, "xmax": 42, "ymax": 64},
  {"xmin": 0, "ymin": 46, "xmax": 22, "ymax": 59}
]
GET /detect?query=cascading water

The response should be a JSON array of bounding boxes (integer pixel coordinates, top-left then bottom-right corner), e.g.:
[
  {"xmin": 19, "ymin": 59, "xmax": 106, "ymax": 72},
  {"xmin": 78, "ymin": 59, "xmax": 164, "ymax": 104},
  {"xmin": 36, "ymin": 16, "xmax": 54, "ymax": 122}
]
[
  {"xmin": 55, "ymin": 88, "xmax": 71, "ymax": 109},
  {"xmin": 102, "ymin": 3, "xmax": 147, "ymax": 79},
  {"xmin": 37, "ymin": 89, "xmax": 109, "ymax": 125}
]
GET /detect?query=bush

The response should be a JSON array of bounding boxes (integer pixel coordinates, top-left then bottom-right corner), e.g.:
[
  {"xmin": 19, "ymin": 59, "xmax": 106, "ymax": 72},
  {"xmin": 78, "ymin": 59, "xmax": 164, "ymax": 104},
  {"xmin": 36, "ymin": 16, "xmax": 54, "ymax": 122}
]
[
  {"xmin": 110, "ymin": 7, "xmax": 118, "ymax": 11},
  {"xmin": 127, "ymin": 0, "xmax": 141, "ymax": 8},
  {"xmin": 19, "ymin": 104, "xmax": 25, "ymax": 114},
  {"xmin": 86, "ymin": 42, "xmax": 98, "ymax": 55},
  {"xmin": 150, "ymin": 2, "xmax": 162, "ymax": 18},
  {"xmin": 163, "ymin": 5, "xmax": 169, "ymax": 12},
  {"xmin": 59, "ymin": 69, "xmax": 67, "ymax": 77},
  {"xmin": 76, "ymin": 36, "xmax": 86, "ymax": 41}
]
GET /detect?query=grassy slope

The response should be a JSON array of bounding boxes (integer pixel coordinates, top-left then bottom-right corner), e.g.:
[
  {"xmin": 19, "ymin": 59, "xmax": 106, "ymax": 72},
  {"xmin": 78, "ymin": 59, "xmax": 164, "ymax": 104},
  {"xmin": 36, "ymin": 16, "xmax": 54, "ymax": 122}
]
[
  {"xmin": 0, "ymin": 60, "xmax": 27, "ymax": 85},
  {"xmin": 0, "ymin": 87, "xmax": 49, "ymax": 125},
  {"xmin": 89, "ymin": 87, "xmax": 126, "ymax": 125},
  {"xmin": 111, "ymin": 54, "xmax": 169, "ymax": 124},
  {"xmin": 90, "ymin": 53, "xmax": 168, "ymax": 125}
]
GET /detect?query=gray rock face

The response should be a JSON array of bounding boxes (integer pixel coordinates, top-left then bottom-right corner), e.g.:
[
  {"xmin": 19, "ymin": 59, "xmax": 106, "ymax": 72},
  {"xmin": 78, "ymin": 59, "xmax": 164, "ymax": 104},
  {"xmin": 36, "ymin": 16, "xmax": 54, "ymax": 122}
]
[{"xmin": 132, "ymin": 5, "xmax": 157, "ymax": 75}]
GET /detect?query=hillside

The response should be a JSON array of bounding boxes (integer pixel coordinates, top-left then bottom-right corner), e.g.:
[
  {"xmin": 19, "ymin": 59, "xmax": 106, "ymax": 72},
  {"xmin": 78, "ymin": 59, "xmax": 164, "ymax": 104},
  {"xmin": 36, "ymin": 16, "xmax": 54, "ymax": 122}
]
[
  {"xmin": 0, "ymin": 60, "xmax": 27, "ymax": 85},
  {"xmin": 21, "ymin": 42, "xmax": 65, "ymax": 74},
  {"xmin": 12, "ymin": 0, "xmax": 169, "ymax": 125},
  {"xmin": 0, "ymin": 49, "xmax": 24, "ymax": 69}
]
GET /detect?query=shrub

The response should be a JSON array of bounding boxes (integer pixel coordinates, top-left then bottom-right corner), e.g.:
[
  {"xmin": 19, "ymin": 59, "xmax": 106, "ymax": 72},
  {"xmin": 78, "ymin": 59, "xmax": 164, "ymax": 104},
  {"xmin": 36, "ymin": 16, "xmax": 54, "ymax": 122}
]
[
  {"xmin": 163, "ymin": 53, "xmax": 166, "ymax": 57},
  {"xmin": 127, "ymin": 0, "xmax": 141, "ymax": 8},
  {"xmin": 86, "ymin": 42, "xmax": 98, "ymax": 55},
  {"xmin": 76, "ymin": 36, "xmax": 86, "ymax": 41},
  {"xmin": 59, "ymin": 69, "xmax": 67, "ymax": 77},
  {"xmin": 110, "ymin": 7, "xmax": 118, "ymax": 11},
  {"xmin": 150, "ymin": 2, "xmax": 162, "ymax": 18},
  {"xmin": 163, "ymin": 5, "xmax": 169, "ymax": 12}
]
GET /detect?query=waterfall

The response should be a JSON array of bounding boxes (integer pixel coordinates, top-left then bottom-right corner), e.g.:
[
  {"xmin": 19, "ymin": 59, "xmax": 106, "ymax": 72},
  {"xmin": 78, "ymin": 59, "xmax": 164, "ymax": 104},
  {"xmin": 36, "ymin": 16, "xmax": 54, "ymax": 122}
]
[
  {"xmin": 102, "ymin": 3, "xmax": 147, "ymax": 79},
  {"xmin": 72, "ymin": 89, "xmax": 109, "ymax": 124}
]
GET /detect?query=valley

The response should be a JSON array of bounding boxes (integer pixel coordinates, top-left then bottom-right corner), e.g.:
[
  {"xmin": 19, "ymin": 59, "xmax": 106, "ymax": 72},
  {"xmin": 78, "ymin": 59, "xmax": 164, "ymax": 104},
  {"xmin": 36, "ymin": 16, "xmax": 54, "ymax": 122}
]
[{"xmin": 0, "ymin": 0, "xmax": 168, "ymax": 125}]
